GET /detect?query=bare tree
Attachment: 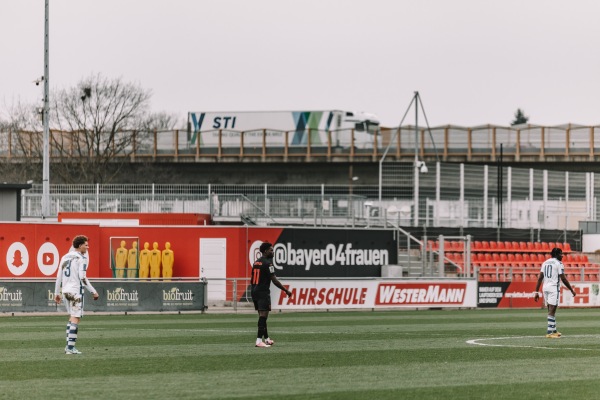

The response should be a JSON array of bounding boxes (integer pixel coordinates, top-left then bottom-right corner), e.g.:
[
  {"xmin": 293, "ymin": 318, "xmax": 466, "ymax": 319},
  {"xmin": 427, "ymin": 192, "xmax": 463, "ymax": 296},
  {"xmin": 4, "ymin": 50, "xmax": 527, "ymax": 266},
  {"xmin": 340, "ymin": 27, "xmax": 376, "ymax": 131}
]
[
  {"xmin": 48, "ymin": 74, "xmax": 155, "ymax": 183},
  {"xmin": 140, "ymin": 111, "xmax": 181, "ymax": 132},
  {"xmin": 2, "ymin": 75, "xmax": 179, "ymax": 183},
  {"xmin": 0, "ymin": 101, "xmax": 43, "ymax": 182}
]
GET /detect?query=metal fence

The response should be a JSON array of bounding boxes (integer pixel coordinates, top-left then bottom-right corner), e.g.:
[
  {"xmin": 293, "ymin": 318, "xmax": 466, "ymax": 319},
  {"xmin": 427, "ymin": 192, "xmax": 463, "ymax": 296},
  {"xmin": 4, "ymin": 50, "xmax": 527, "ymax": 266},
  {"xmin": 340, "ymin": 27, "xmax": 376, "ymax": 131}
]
[{"xmin": 19, "ymin": 162, "xmax": 597, "ymax": 232}]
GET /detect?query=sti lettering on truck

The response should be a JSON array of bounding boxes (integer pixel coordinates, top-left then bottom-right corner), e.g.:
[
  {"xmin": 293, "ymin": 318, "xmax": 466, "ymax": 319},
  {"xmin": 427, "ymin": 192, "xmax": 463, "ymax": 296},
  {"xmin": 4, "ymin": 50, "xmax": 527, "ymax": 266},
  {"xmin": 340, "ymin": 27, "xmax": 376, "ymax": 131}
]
[{"xmin": 187, "ymin": 110, "xmax": 380, "ymax": 148}]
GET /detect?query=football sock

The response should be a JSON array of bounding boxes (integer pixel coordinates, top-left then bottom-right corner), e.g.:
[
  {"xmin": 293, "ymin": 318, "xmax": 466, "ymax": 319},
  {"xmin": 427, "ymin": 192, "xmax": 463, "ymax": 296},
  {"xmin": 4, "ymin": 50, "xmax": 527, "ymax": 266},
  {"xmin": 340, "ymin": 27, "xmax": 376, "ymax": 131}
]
[
  {"xmin": 258, "ymin": 316, "xmax": 267, "ymax": 339},
  {"xmin": 68, "ymin": 323, "xmax": 78, "ymax": 349},
  {"xmin": 65, "ymin": 322, "xmax": 71, "ymax": 346},
  {"xmin": 547, "ymin": 315, "xmax": 556, "ymax": 334}
]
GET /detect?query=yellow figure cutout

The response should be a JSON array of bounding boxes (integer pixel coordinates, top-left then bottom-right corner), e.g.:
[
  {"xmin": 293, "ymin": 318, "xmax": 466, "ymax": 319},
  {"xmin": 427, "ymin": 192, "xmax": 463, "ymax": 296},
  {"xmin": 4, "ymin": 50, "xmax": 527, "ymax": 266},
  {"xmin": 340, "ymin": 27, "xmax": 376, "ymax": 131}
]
[
  {"xmin": 149, "ymin": 242, "xmax": 162, "ymax": 279},
  {"xmin": 127, "ymin": 241, "xmax": 139, "ymax": 278},
  {"xmin": 139, "ymin": 242, "xmax": 151, "ymax": 279},
  {"xmin": 162, "ymin": 242, "xmax": 174, "ymax": 279},
  {"xmin": 114, "ymin": 240, "xmax": 128, "ymax": 278}
]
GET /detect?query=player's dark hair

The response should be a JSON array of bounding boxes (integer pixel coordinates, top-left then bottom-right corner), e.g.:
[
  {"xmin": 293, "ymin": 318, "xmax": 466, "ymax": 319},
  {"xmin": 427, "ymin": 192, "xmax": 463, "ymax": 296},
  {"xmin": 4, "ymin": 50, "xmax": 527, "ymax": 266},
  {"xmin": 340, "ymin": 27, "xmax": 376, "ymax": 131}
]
[
  {"xmin": 72, "ymin": 235, "xmax": 88, "ymax": 249},
  {"xmin": 551, "ymin": 247, "xmax": 562, "ymax": 258},
  {"xmin": 259, "ymin": 242, "xmax": 273, "ymax": 254}
]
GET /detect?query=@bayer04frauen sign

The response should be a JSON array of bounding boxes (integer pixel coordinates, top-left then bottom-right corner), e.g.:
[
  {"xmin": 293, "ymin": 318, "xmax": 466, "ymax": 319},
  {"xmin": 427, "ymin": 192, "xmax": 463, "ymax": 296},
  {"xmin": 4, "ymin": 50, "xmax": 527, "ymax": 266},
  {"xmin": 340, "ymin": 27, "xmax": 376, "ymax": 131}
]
[{"xmin": 0, "ymin": 281, "xmax": 206, "ymax": 312}]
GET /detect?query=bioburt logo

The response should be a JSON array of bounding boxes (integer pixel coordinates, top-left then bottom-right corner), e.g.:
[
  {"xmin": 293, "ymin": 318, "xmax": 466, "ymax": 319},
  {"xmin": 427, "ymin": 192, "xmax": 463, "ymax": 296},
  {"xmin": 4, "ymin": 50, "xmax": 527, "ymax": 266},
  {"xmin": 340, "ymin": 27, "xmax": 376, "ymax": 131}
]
[{"xmin": 248, "ymin": 240, "xmax": 264, "ymax": 267}]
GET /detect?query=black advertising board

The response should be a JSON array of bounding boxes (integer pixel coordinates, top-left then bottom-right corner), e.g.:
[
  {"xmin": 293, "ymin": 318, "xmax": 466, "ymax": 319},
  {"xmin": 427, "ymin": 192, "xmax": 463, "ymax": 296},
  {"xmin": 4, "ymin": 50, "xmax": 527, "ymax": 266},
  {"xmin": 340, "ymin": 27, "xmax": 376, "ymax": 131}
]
[
  {"xmin": 0, "ymin": 281, "xmax": 207, "ymax": 313},
  {"xmin": 271, "ymin": 228, "xmax": 397, "ymax": 278}
]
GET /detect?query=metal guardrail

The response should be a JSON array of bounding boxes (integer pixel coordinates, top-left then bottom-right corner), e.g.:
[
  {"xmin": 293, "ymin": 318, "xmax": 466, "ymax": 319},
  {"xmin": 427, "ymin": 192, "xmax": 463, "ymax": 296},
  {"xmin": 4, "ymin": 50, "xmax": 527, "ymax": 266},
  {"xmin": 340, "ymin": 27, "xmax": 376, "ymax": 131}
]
[
  {"xmin": 4, "ymin": 124, "xmax": 600, "ymax": 163},
  {"xmin": 17, "ymin": 161, "xmax": 598, "ymax": 233}
]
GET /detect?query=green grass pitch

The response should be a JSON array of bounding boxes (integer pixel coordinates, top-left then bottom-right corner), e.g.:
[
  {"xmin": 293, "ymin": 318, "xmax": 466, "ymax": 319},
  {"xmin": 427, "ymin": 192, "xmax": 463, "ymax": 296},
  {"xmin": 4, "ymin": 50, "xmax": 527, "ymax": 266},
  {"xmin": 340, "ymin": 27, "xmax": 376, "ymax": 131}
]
[{"xmin": 0, "ymin": 308, "xmax": 599, "ymax": 399}]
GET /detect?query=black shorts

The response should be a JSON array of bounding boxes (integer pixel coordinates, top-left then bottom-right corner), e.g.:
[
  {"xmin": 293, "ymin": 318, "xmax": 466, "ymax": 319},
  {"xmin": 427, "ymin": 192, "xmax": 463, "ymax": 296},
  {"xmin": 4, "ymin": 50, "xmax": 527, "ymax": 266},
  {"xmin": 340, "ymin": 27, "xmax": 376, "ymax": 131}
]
[{"xmin": 252, "ymin": 292, "xmax": 271, "ymax": 311}]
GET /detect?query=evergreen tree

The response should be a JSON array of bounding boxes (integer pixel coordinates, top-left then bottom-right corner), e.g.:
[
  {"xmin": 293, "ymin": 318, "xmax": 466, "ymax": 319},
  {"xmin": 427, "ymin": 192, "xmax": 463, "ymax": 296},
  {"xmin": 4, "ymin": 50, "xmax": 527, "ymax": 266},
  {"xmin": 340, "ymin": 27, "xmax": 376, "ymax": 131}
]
[{"xmin": 511, "ymin": 108, "xmax": 529, "ymax": 126}]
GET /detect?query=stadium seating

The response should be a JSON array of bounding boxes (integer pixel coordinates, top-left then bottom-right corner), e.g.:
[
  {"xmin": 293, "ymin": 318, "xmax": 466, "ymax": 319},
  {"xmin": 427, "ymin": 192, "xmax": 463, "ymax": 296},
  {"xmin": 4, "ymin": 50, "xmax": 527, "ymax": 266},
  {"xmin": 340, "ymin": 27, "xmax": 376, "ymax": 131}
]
[{"xmin": 464, "ymin": 239, "xmax": 597, "ymax": 282}]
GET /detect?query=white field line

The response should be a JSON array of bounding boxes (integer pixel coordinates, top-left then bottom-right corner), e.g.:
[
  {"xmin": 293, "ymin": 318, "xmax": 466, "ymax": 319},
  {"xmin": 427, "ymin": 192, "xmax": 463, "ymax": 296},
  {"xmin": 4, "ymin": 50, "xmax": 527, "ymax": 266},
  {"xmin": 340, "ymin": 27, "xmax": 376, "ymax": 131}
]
[{"xmin": 466, "ymin": 335, "xmax": 600, "ymax": 351}]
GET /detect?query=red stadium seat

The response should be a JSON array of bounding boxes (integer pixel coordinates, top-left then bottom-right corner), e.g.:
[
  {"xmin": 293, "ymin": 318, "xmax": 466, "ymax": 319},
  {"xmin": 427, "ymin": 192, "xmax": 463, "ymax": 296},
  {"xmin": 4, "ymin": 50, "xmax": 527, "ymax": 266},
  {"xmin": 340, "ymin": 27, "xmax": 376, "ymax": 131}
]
[
  {"xmin": 527, "ymin": 273, "xmax": 539, "ymax": 282},
  {"xmin": 512, "ymin": 242, "xmax": 520, "ymax": 251},
  {"xmin": 505, "ymin": 241, "xmax": 514, "ymax": 251},
  {"xmin": 507, "ymin": 253, "xmax": 516, "ymax": 263},
  {"xmin": 527, "ymin": 242, "xmax": 535, "ymax": 251},
  {"xmin": 500, "ymin": 253, "xmax": 508, "ymax": 262},
  {"xmin": 515, "ymin": 253, "xmax": 524, "ymax": 264},
  {"xmin": 482, "ymin": 241, "xmax": 490, "ymax": 250},
  {"xmin": 490, "ymin": 241, "xmax": 498, "ymax": 251},
  {"xmin": 473, "ymin": 241, "xmax": 482, "ymax": 251},
  {"xmin": 563, "ymin": 243, "xmax": 572, "ymax": 252},
  {"xmin": 471, "ymin": 253, "xmax": 478, "ymax": 263},
  {"xmin": 485, "ymin": 253, "xmax": 493, "ymax": 263},
  {"xmin": 519, "ymin": 242, "xmax": 528, "ymax": 251},
  {"xmin": 534, "ymin": 242, "xmax": 542, "ymax": 251},
  {"xmin": 513, "ymin": 273, "xmax": 523, "ymax": 281},
  {"xmin": 497, "ymin": 241, "xmax": 506, "ymax": 251},
  {"xmin": 541, "ymin": 242, "xmax": 550, "ymax": 251}
]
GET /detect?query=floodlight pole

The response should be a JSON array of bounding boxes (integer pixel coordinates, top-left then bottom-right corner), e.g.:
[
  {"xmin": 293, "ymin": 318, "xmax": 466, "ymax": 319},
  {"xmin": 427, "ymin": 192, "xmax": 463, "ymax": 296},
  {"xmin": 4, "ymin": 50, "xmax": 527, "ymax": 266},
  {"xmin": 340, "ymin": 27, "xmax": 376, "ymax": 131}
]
[
  {"xmin": 413, "ymin": 92, "xmax": 420, "ymax": 227},
  {"xmin": 42, "ymin": 0, "xmax": 50, "ymax": 218}
]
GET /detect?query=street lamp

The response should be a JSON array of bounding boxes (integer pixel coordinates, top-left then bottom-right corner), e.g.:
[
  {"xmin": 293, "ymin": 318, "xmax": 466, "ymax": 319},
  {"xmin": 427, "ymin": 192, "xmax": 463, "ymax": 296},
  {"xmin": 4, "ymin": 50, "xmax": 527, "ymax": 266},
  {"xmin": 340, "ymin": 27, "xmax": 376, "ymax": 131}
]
[
  {"xmin": 413, "ymin": 91, "xmax": 427, "ymax": 227},
  {"xmin": 41, "ymin": 0, "xmax": 50, "ymax": 218}
]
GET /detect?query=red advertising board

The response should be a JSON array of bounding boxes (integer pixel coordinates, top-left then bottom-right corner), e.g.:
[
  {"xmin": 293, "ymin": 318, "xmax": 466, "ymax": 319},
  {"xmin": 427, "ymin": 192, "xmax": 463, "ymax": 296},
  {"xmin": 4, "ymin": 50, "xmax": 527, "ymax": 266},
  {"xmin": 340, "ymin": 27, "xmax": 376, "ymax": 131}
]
[
  {"xmin": 376, "ymin": 282, "xmax": 469, "ymax": 306},
  {"xmin": 273, "ymin": 280, "xmax": 478, "ymax": 309},
  {"xmin": 0, "ymin": 222, "xmax": 100, "ymax": 278},
  {"xmin": 478, "ymin": 281, "xmax": 591, "ymax": 308},
  {"xmin": 0, "ymin": 223, "xmax": 398, "ymax": 280}
]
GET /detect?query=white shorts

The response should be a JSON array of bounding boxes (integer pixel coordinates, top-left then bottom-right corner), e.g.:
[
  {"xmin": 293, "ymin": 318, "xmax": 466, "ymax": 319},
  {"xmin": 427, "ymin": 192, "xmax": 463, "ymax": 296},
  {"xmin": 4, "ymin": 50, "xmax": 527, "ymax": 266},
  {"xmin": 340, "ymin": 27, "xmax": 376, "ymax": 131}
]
[
  {"xmin": 62, "ymin": 292, "xmax": 84, "ymax": 318},
  {"xmin": 543, "ymin": 288, "xmax": 560, "ymax": 306}
]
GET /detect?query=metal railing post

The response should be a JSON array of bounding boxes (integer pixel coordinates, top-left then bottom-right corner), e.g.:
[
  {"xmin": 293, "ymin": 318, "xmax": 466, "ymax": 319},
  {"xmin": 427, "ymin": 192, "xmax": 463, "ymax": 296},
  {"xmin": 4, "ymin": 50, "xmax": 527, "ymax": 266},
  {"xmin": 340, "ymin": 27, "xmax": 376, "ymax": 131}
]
[
  {"xmin": 233, "ymin": 278, "xmax": 237, "ymax": 312},
  {"xmin": 438, "ymin": 234, "xmax": 445, "ymax": 277}
]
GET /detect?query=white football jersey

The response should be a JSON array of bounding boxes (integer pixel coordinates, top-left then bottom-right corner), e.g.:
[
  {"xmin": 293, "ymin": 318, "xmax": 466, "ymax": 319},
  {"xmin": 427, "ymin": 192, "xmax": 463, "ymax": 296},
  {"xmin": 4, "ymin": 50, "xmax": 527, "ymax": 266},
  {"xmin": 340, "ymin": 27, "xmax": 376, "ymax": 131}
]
[
  {"xmin": 540, "ymin": 257, "xmax": 564, "ymax": 290},
  {"xmin": 54, "ymin": 250, "xmax": 96, "ymax": 295}
]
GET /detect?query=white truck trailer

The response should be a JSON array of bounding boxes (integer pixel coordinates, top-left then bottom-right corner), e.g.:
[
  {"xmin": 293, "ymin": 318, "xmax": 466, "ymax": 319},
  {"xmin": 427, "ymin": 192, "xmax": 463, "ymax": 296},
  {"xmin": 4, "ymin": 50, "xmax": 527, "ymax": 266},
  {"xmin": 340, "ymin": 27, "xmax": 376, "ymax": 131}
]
[{"xmin": 187, "ymin": 110, "xmax": 380, "ymax": 148}]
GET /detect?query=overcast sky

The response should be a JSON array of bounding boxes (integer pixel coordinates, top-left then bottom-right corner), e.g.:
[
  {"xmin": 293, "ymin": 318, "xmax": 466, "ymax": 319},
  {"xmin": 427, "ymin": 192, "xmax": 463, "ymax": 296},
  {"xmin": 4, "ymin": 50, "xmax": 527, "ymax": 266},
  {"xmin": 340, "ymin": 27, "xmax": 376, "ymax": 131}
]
[{"xmin": 1, "ymin": 0, "xmax": 599, "ymax": 128}]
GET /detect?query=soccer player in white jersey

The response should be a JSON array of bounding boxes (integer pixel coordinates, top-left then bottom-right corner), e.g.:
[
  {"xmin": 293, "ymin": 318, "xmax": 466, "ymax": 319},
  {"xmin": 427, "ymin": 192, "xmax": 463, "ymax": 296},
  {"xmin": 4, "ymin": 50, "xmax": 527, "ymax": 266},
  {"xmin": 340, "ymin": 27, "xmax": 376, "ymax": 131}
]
[
  {"xmin": 534, "ymin": 247, "xmax": 576, "ymax": 338},
  {"xmin": 54, "ymin": 235, "xmax": 99, "ymax": 354}
]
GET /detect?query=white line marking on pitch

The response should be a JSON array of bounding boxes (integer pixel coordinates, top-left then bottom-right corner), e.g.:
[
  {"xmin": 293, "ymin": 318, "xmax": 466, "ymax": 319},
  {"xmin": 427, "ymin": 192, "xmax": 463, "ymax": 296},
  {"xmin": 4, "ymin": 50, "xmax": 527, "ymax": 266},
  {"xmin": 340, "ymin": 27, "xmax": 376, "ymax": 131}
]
[{"xmin": 466, "ymin": 335, "xmax": 600, "ymax": 351}]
